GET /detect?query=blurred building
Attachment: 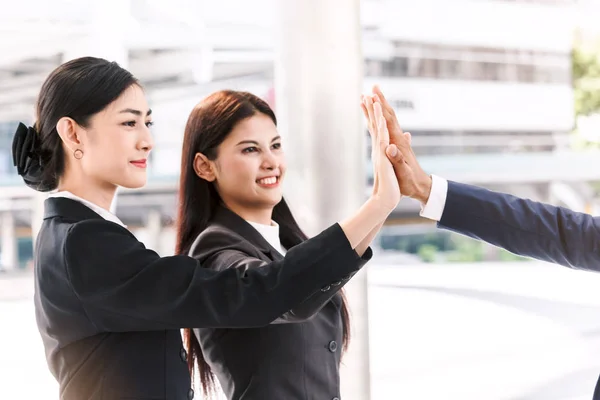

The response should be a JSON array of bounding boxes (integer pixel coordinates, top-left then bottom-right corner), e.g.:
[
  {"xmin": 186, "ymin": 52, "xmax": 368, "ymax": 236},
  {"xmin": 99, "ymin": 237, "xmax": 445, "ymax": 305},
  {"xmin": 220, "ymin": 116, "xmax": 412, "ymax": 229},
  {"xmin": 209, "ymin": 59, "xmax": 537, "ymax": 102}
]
[{"xmin": 0, "ymin": 0, "xmax": 597, "ymax": 268}]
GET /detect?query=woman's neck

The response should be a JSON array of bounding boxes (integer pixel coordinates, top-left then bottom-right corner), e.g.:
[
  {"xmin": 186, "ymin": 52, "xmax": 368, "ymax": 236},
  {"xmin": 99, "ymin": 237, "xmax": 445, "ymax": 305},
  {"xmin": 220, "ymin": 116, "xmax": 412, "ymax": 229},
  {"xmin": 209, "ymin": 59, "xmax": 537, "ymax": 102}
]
[
  {"xmin": 57, "ymin": 179, "xmax": 117, "ymax": 212},
  {"xmin": 222, "ymin": 201, "xmax": 274, "ymax": 226}
]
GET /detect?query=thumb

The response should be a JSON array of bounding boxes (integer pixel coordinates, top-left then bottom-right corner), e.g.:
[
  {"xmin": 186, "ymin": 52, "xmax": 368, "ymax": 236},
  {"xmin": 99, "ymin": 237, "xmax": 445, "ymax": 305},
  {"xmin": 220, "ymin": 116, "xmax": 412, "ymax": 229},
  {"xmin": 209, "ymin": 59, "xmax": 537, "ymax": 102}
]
[
  {"xmin": 386, "ymin": 144, "xmax": 411, "ymax": 180},
  {"xmin": 385, "ymin": 144, "xmax": 403, "ymax": 164}
]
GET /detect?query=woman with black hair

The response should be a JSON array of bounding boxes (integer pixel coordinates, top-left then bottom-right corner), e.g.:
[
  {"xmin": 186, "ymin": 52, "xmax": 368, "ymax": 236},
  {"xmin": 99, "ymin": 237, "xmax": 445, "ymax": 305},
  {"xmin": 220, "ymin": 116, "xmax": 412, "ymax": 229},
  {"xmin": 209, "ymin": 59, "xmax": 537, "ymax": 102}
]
[{"xmin": 16, "ymin": 57, "xmax": 400, "ymax": 400}]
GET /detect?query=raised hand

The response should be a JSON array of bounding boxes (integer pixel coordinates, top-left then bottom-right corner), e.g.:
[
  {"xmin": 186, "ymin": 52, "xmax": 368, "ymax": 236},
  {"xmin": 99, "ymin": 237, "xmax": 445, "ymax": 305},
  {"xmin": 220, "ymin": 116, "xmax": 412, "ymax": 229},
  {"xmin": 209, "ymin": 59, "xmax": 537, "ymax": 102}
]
[
  {"xmin": 371, "ymin": 85, "xmax": 432, "ymax": 204},
  {"xmin": 361, "ymin": 95, "xmax": 401, "ymax": 211}
]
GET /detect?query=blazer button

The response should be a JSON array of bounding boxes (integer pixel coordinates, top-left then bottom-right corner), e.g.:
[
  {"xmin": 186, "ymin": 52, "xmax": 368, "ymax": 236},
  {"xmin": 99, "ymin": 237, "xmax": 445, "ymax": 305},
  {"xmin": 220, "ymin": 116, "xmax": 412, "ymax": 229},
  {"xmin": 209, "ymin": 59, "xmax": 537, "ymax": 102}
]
[
  {"xmin": 180, "ymin": 348, "xmax": 188, "ymax": 362},
  {"xmin": 332, "ymin": 397, "xmax": 340, "ymax": 400},
  {"xmin": 328, "ymin": 340, "xmax": 338, "ymax": 353},
  {"xmin": 188, "ymin": 388, "xmax": 195, "ymax": 399},
  {"xmin": 331, "ymin": 281, "xmax": 342, "ymax": 286},
  {"xmin": 321, "ymin": 285, "xmax": 331, "ymax": 292}
]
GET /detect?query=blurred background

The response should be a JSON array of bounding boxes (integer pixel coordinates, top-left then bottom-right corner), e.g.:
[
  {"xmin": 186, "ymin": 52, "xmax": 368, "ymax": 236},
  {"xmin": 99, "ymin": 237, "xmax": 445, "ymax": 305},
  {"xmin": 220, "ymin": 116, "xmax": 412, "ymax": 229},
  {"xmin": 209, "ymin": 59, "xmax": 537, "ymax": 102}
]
[{"xmin": 3, "ymin": 0, "xmax": 600, "ymax": 399}]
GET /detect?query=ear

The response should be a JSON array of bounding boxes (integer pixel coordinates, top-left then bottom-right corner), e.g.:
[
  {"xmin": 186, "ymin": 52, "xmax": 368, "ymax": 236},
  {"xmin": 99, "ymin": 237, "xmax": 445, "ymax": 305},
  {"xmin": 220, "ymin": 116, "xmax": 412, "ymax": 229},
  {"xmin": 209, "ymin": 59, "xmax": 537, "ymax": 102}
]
[
  {"xmin": 56, "ymin": 117, "xmax": 83, "ymax": 154},
  {"xmin": 193, "ymin": 153, "xmax": 216, "ymax": 182}
]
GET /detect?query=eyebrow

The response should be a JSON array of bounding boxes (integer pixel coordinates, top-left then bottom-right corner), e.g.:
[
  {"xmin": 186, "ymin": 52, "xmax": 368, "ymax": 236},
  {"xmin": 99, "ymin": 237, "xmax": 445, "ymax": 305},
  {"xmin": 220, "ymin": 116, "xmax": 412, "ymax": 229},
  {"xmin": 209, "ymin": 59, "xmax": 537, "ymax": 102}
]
[
  {"xmin": 119, "ymin": 108, "xmax": 152, "ymax": 117},
  {"xmin": 236, "ymin": 135, "xmax": 281, "ymax": 146}
]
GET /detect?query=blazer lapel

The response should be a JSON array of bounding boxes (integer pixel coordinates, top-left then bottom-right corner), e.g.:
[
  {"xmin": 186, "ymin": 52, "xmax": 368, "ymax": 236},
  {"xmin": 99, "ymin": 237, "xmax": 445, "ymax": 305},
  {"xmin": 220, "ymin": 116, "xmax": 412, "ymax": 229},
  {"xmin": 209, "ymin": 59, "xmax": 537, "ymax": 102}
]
[{"xmin": 211, "ymin": 206, "xmax": 284, "ymax": 262}]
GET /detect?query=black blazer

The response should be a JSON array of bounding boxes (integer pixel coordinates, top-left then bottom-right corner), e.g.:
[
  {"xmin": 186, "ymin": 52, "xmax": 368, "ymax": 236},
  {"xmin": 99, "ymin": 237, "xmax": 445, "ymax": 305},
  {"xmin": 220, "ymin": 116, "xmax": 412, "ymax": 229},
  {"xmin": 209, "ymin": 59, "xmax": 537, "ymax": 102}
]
[
  {"xmin": 191, "ymin": 206, "xmax": 369, "ymax": 400},
  {"xmin": 34, "ymin": 198, "xmax": 371, "ymax": 400}
]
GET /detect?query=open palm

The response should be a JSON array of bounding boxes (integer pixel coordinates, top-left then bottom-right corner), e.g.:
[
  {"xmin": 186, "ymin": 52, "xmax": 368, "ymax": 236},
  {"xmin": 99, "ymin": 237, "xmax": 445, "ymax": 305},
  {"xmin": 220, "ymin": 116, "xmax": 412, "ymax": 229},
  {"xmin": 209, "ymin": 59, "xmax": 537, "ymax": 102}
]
[{"xmin": 361, "ymin": 95, "xmax": 401, "ymax": 210}]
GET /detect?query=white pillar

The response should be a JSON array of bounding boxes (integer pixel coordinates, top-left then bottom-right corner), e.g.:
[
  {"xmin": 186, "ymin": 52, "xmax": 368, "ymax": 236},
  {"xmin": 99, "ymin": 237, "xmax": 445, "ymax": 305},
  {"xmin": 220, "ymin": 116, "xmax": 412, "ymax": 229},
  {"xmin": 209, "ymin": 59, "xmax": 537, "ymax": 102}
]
[
  {"xmin": 146, "ymin": 209, "xmax": 163, "ymax": 254},
  {"xmin": 31, "ymin": 192, "xmax": 47, "ymax": 249},
  {"xmin": 110, "ymin": 188, "xmax": 119, "ymax": 215},
  {"xmin": 1, "ymin": 211, "xmax": 18, "ymax": 271},
  {"xmin": 189, "ymin": 0, "xmax": 214, "ymax": 84},
  {"xmin": 274, "ymin": 0, "xmax": 371, "ymax": 399},
  {"xmin": 191, "ymin": 45, "xmax": 214, "ymax": 84}
]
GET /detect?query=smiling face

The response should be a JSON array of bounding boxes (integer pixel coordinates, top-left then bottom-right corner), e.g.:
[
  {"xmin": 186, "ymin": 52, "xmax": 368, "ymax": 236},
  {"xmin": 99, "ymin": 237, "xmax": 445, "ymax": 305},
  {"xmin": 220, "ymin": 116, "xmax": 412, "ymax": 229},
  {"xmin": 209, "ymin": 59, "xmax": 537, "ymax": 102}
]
[{"xmin": 203, "ymin": 113, "xmax": 286, "ymax": 222}]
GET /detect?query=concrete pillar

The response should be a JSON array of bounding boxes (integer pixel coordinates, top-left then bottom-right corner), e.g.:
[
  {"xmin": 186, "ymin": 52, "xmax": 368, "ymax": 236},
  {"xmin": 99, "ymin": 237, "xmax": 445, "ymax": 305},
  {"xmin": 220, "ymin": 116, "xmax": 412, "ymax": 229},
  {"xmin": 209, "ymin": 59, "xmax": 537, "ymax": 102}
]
[
  {"xmin": 191, "ymin": 45, "xmax": 214, "ymax": 84},
  {"xmin": 1, "ymin": 211, "xmax": 18, "ymax": 271},
  {"xmin": 110, "ymin": 188, "xmax": 119, "ymax": 215},
  {"xmin": 274, "ymin": 0, "xmax": 371, "ymax": 398},
  {"xmin": 145, "ymin": 208, "xmax": 163, "ymax": 253},
  {"xmin": 31, "ymin": 192, "xmax": 46, "ymax": 248},
  {"xmin": 189, "ymin": 0, "xmax": 213, "ymax": 84}
]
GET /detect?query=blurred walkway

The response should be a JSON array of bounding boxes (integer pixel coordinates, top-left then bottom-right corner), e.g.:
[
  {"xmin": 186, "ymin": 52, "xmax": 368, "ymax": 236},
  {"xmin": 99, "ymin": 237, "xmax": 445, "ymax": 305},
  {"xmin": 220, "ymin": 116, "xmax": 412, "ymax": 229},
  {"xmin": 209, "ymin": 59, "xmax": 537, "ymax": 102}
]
[
  {"xmin": 0, "ymin": 270, "xmax": 34, "ymax": 301},
  {"xmin": 3, "ymin": 260, "xmax": 600, "ymax": 399}
]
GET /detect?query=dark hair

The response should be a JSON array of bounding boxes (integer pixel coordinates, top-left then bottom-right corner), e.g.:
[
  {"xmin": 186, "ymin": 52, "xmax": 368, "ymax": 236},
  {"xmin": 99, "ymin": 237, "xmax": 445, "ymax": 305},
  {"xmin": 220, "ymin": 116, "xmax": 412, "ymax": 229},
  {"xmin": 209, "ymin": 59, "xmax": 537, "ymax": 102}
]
[
  {"xmin": 11, "ymin": 56, "xmax": 139, "ymax": 191},
  {"xmin": 175, "ymin": 90, "xmax": 351, "ymax": 396}
]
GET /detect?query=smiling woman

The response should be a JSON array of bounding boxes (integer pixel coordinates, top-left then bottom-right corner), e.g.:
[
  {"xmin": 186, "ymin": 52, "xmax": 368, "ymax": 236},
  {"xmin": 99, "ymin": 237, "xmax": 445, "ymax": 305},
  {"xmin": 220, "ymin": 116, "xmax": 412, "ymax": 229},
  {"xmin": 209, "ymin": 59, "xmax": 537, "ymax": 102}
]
[
  {"xmin": 13, "ymin": 57, "xmax": 398, "ymax": 400},
  {"xmin": 175, "ymin": 90, "xmax": 365, "ymax": 400},
  {"xmin": 195, "ymin": 112, "xmax": 286, "ymax": 224}
]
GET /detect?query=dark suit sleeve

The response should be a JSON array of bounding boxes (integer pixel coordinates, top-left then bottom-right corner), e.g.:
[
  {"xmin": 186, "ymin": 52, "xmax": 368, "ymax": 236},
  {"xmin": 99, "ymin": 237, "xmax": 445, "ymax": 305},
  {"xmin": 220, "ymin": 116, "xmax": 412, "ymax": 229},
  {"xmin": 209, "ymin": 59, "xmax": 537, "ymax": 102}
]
[
  {"xmin": 439, "ymin": 180, "xmax": 600, "ymax": 271},
  {"xmin": 62, "ymin": 219, "xmax": 370, "ymax": 332},
  {"xmin": 190, "ymin": 234, "xmax": 372, "ymax": 324}
]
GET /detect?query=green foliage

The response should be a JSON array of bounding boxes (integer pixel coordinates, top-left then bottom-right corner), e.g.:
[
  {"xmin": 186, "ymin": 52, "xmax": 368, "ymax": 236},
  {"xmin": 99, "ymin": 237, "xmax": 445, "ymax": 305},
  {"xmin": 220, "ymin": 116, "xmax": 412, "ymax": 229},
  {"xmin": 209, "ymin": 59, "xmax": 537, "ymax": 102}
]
[
  {"xmin": 417, "ymin": 244, "xmax": 438, "ymax": 263},
  {"xmin": 380, "ymin": 231, "xmax": 453, "ymax": 253},
  {"xmin": 445, "ymin": 235, "xmax": 484, "ymax": 263},
  {"xmin": 572, "ymin": 47, "xmax": 600, "ymax": 117},
  {"xmin": 380, "ymin": 230, "xmax": 532, "ymax": 263},
  {"xmin": 498, "ymin": 248, "xmax": 529, "ymax": 262}
]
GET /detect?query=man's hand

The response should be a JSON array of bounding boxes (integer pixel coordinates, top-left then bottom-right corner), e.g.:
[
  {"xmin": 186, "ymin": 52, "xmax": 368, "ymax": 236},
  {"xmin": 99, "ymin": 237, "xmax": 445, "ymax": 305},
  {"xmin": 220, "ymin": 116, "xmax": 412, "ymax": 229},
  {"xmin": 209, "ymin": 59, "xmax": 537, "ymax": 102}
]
[{"xmin": 371, "ymin": 85, "xmax": 433, "ymax": 204}]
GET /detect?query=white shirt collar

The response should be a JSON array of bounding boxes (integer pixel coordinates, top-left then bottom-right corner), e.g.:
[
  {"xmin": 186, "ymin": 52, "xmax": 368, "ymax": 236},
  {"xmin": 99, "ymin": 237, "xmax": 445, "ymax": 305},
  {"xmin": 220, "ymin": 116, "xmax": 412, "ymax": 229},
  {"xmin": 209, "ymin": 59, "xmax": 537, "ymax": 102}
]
[
  {"xmin": 48, "ymin": 191, "xmax": 127, "ymax": 228},
  {"xmin": 246, "ymin": 220, "xmax": 287, "ymax": 255}
]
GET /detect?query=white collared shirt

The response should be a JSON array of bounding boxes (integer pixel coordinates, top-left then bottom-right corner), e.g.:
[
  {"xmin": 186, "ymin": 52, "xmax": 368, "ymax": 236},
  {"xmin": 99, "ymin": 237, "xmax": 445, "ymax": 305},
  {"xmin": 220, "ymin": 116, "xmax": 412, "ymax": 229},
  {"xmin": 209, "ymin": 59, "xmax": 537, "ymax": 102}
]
[
  {"xmin": 246, "ymin": 220, "xmax": 287, "ymax": 256},
  {"xmin": 419, "ymin": 174, "xmax": 449, "ymax": 222},
  {"xmin": 48, "ymin": 191, "xmax": 127, "ymax": 228}
]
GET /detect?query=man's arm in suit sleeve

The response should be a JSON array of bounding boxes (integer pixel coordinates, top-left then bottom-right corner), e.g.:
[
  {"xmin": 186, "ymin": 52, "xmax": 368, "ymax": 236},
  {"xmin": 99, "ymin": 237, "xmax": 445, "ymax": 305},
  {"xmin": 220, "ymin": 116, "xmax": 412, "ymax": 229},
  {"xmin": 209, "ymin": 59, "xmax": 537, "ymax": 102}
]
[
  {"xmin": 190, "ymin": 233, "xmax": 372, "ymax": 324},
  {"xmin": 419, "ymin": 176, "xmax": 600, "ymax": 271}
]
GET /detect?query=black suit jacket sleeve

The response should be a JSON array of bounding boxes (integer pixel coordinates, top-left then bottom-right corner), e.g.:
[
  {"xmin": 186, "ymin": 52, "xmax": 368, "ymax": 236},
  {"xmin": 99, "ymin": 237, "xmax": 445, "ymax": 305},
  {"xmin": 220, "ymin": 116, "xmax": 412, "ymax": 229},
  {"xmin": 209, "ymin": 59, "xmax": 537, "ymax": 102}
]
[
  {"xmin": 439, "ymin": 180, "xmax": 600, "ymax": 271},
  {"xmin": 190, "ymin": 233, "xmax": 372, "ymax": 324},
  {"xmin": 62, "ymin": 219, "xmax": 369, "ymax": 332}
]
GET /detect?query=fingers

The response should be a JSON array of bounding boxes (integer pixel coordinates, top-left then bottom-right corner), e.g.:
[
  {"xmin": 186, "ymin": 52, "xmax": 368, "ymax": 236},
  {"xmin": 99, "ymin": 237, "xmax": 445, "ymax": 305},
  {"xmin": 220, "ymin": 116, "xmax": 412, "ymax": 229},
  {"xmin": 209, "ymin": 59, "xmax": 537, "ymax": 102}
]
[
  {"xmin": 401, "ymin": 131, "xmax": 417, "ymax": 160},
  {"xmin": 394, "ymin": 127, "xmax": 412, "ymax": 153},
  {"xmin": 372, "ymin": 85, "xmax": 405, "ymax": 140},
  {"xmin": 360, "ymin": 101, "xmax": 372, "ymax": 140},
  {"xmin": 385, "ymin": 144, "xmax": 402, "ymax": 163},
  {"xmin": 364, "ymin": 96, "xmax": 375, "ymax": 125},
  {"xmin": 372, "ymin": 85, "xmax": 389, "ymax": 108},
  {"xmin": 362, "ymin": 95, "xmax": 377, "ymax": 140},
  {"xmin": 372, "ymin": 86, "xmax": 394, "ymax": 118},
  {"xmin": 386, "ymin": 144, "xmax": 410, "ymax": 181},
  {"xmin": 373, "ymin": 102, "xmax": 389, "ymax": 147}
]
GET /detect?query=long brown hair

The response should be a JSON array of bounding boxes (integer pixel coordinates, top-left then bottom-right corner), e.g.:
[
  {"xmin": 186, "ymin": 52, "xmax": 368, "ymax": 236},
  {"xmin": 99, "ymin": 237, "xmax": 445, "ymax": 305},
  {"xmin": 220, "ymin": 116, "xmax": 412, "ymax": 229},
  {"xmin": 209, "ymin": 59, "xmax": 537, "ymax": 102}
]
[{"xmin": 174, "ymin": 90, "xmax": 351, "ymax": 397}]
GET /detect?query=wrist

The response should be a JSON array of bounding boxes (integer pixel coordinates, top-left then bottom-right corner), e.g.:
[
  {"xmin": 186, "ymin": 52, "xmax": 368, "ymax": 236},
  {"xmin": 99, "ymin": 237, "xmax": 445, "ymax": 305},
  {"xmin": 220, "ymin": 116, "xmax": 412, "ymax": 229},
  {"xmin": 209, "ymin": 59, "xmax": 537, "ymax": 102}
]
[
  {"xmin": 368, "ymin": 195, "xmax": 397, "ymax": 216},
  {"xmin": 339, "ymin": 197, "xmax": 392, "ymax": 249},
  {"xmin": 414, "ymin": 175, "xmax": 432, "ymax": 204}
]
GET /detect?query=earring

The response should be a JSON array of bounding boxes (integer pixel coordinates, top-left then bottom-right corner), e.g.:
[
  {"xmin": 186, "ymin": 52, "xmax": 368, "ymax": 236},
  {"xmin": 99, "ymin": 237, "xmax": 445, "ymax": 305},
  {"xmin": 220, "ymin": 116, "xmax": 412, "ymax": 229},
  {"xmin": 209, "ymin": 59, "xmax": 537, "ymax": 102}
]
[{"xmin": 73, "ymin": 149, "xmax": 83, "ymax": 159}]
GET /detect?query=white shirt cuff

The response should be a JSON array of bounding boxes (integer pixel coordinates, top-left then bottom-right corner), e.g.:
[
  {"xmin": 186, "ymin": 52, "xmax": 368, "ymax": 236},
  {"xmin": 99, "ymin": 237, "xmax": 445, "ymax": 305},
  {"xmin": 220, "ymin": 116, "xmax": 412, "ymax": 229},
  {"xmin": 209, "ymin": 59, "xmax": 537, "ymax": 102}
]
[{"xmin": 419, "ymin": 174, "xmax": 448, "ymax": 222}]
